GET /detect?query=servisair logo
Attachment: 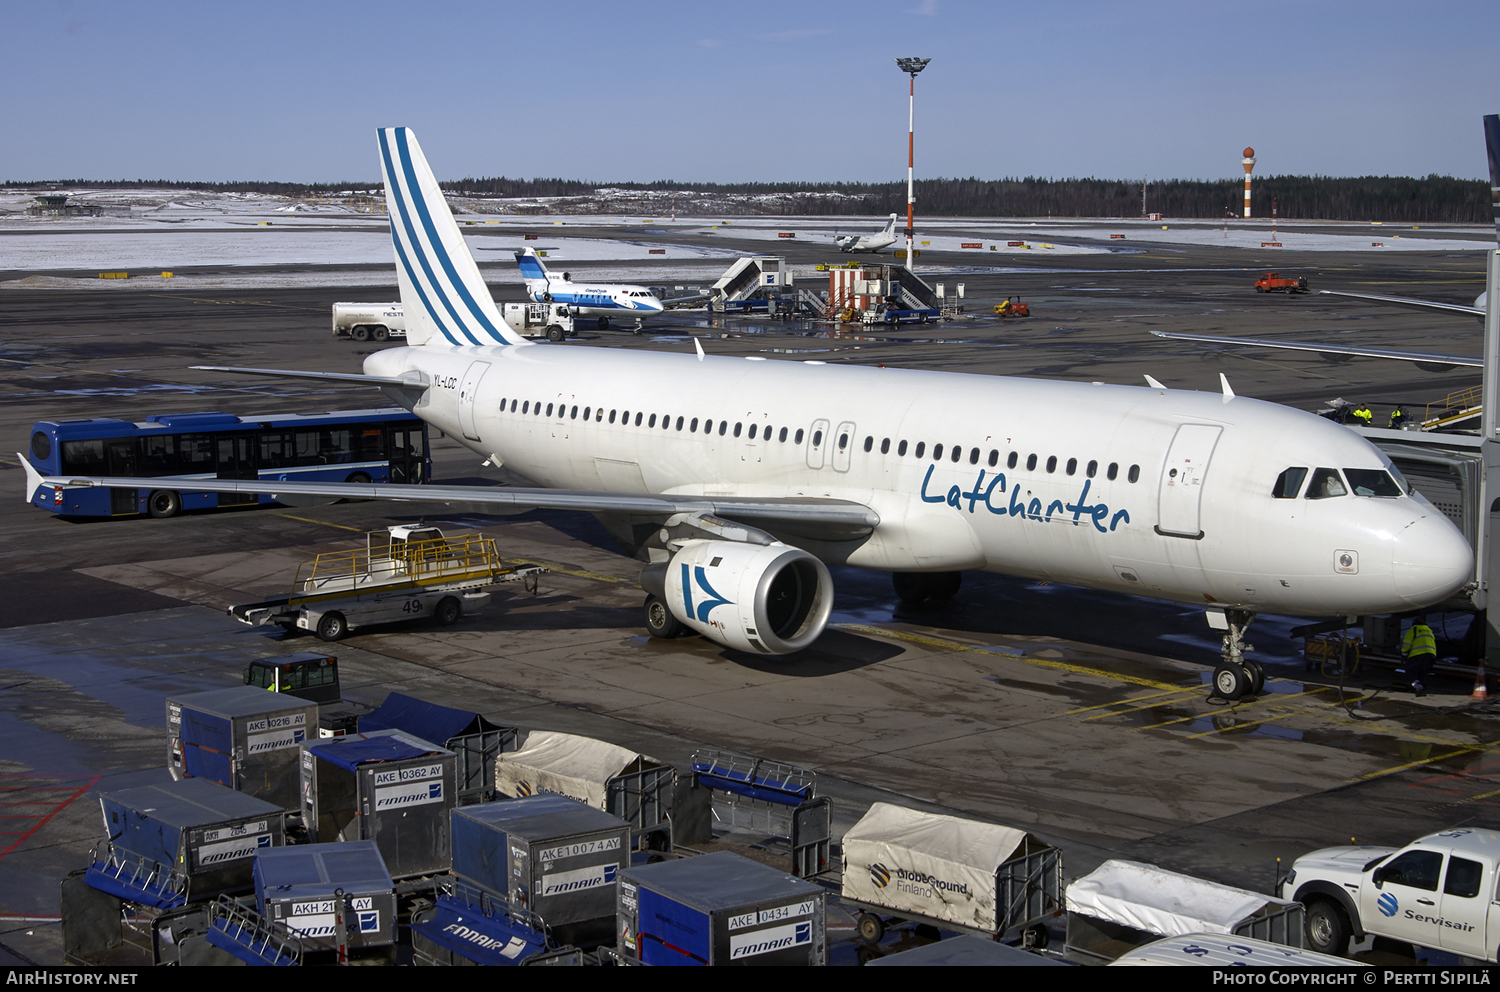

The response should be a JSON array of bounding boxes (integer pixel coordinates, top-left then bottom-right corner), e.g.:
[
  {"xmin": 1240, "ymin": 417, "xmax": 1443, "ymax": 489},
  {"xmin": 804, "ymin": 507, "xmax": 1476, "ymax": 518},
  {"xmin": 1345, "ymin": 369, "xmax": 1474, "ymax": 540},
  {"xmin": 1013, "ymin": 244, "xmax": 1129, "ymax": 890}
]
[{"xmin": 1378, "ymin": 892, "xmax": 1399, "ymax": 917}]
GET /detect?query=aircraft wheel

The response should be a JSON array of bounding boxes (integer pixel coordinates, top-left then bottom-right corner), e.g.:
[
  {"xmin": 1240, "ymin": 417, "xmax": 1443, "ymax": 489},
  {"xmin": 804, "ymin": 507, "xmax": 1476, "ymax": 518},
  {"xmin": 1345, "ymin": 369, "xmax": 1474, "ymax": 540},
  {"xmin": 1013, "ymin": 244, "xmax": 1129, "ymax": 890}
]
[
  {"xmin": 352, "ymin": 325, "xmax": 370, "ymax": 341},
  {"xmin": 435, "ymin": 597, "xmax": 462, "ymax": 626},
  {"xmin": 644, "ymin": 595, "xmax": 683, "ymax": 639},
  {"xmin": 597, "ymin": 316, "xmax": 610, "ymax": 330},
  {"xmin": 147, "ymin": 489, "xmax": 181, "ymax": 519},
  {"xmin": 929, "ymin": 571, "xmax": 962, "ymax": 601},
  {"xmin": 546, "ymin": 325, "xmax": 564, "ymax": 342},
  {"xmin": 1244, "ymin": 659, "xmax": 1266, "ymax": 695},
  {"xmin": 857, "ymin": 913, "xmax": 885, "ymax": 943},
  {"xmin": 1213, "ymin": 663, "xmax": 1248, "ymax": 701},
  {"xmin": 1304, "ymin": 899, "xmax": 1349, "ymax": 957},
  {"xmin": 892, "ymin": 572, "xmax": 932, "ymax": 606},
  {"xmin": 316, "ymin": 612, "xmax": 348, "ymax": 642}
]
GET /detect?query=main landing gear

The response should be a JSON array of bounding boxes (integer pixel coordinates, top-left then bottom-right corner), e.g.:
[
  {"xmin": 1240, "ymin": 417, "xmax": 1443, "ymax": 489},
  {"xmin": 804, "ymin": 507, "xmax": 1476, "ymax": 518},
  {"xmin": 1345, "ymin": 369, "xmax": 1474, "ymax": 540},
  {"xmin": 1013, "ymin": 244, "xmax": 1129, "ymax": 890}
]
[{"xmin": 1211, "ymin": 608, "xmax": 1265, "ymax": 701}]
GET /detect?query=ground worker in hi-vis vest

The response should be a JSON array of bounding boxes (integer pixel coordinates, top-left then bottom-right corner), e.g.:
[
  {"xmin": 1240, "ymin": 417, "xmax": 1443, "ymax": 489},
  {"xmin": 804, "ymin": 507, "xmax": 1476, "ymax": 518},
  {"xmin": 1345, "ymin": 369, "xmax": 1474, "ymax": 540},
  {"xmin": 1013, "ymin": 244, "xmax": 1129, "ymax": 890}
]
[{"xmin": 1402, "ymin": 615, "xmax": 1437, "ymax": 697}]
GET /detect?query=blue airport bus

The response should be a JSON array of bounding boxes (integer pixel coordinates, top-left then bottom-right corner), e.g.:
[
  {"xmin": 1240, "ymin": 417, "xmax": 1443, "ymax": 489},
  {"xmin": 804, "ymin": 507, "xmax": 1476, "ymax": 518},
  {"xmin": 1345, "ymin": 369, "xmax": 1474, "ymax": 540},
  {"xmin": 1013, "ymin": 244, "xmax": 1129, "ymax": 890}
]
[{"xmin": 27, "ymin": 408, "xmax": 429, "ymax": 519}]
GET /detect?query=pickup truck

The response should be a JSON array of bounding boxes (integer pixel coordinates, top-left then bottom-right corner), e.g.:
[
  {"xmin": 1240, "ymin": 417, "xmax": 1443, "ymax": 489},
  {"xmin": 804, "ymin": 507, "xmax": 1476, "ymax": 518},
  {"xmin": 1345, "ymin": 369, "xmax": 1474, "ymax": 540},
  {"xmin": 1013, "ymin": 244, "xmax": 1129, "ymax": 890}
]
[
  {"xmin": 1281, "ymin": 828, "xmax": 1500, "ymax": 961},
  {"xmin": 1255, "ymin": 272, "xmax": 1309, "ymax": 294}
]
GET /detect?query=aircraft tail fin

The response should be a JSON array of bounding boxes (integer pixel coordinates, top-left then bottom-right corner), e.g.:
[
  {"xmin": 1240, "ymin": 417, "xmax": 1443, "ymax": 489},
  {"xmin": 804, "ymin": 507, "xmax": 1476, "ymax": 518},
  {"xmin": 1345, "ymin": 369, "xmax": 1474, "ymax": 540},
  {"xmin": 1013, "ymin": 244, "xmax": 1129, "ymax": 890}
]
[
  {"xmin": 514, "ymin": 247, "xmax": 552, "ymax": 300},
  {"xmin": 1485, "ymin": 114, "xmax": 1500, "ymax": 243},
  {"xmin": 377, "ymin": 127, "xmax": 527, "ymax": 347},
  {"xmin": 884, "ymin": 213, "xmax": 897, "ymax": 235}
]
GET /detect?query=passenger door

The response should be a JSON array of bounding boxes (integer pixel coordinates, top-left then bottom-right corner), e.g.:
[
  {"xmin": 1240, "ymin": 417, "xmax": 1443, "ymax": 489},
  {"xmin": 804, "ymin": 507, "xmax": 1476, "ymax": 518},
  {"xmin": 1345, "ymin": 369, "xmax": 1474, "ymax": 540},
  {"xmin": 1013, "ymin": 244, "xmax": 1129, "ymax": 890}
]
[
  {"xmin": 806, "ymin": 419, "xmax": 830, "ymax": 470},
  {"xmin": 831, "ymin": 421, "xmax": 856, "ymax": 473},
  {"xmin": 1437, "ymin": 854, "xmax": 1490, "ymax": 958},
  {"xmin": 216, "ymin": 433, "xmax": 258, "ymax": 506},
  {"xmin": 1157, "ymin": 424, "xmax": 1222, "ymax": 538},
  {"xmin": 387, "ymin": 427, "xmax": 426, "ymax": 484},
  {"xmin": 457, "ymin": 361, "xmax": 490, "ymax": 441},
  {"xmin": 1361, "ymin": 849, "xmax": 1446, "ymax": 946}
]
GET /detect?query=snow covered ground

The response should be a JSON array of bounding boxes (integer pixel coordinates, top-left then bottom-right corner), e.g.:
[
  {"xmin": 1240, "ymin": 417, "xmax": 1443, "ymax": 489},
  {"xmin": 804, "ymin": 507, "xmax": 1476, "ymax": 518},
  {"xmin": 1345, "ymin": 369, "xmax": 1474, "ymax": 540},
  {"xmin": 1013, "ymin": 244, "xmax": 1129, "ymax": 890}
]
[{"xmin": 0, "ymin": 186, "xmax": 1489, "ymax": 291}]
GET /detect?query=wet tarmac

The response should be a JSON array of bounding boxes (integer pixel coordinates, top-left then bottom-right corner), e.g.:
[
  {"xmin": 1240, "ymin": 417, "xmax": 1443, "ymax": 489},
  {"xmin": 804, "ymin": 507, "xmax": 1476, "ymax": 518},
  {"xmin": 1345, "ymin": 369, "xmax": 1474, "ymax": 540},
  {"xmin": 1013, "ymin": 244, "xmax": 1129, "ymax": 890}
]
[{"xmin": 1, "ymin": 230, "xmax": 1496, "ymax": 965}]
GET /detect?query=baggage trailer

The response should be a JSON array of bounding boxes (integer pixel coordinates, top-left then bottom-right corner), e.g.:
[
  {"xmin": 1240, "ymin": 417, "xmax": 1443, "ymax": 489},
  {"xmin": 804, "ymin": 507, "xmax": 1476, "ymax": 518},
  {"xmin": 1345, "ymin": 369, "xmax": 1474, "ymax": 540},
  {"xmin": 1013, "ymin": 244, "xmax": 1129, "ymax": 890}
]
[
  {"xmin": 300, "ymin": 729, "xmax": 456, "ymax": 878},
  {"xmin": 1065, "ymin": 859, "xmax": 1303, "ymax": 964},
  {"xmin": 254, "ymin": 841, "xmax": 397, "ymax": 954},
  {"xmin": 359, "ymin": 691, "xmax": 518, "ymax": 805},
  {"xmin": 616, "ymin": 850, "xmax": 826, "ymax": 966},
  {"xmin": 494, "ymin": 730, "xmax": 675, "ymax": 852},
  {"xmin": 166, "ymin": 685, "xmax": 318, "ymax": 808},
  {"xmin": 410, "ymin": 877, "xmax": 554, "ymax": 966},
  {"xmin": 451, "ymin": 793, "xmax": 630, "ymax": 949},
  {"xmin": 840, "ymin": 802, "xmax": 1063, "ymax": 947},
  {"xmin": 229, "ymin": 525, "xmax": 544, "ymax": 642}
]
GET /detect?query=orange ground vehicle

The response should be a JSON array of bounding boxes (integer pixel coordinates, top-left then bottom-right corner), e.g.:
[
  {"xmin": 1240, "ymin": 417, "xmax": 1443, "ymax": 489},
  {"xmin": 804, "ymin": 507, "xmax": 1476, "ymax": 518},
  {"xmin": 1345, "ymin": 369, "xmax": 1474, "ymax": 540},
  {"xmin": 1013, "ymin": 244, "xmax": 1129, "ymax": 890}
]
[
  {"xmin": 1255, "ymin": 272, "xmax": 1309, "ymax": 294},
  {"xmin": 994, "ymin": 296, "xmax": 1031, "ymax": 317}
]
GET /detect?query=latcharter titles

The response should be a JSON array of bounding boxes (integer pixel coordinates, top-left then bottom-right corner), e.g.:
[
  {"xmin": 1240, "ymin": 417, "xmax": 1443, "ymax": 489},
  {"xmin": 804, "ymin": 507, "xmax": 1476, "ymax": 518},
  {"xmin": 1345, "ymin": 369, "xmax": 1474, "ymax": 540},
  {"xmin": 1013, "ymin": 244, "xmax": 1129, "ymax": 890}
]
[{"xmin": 920, "ymin": 465, "xmax": 1130, "ymax": 533}]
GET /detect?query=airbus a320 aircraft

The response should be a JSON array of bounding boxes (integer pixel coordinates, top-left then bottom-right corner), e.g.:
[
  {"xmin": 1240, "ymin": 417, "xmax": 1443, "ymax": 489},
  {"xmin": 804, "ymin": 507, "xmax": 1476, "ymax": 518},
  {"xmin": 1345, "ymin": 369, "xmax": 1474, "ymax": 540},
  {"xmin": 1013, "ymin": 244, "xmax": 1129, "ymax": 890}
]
[
  {"xmin": 23, "ymin": 128, "xmax": 1475, "ymax": 701},
  {"xmin": 835, "ymin": 214, "xmax": 899, "ymax": 253},
  {"xmin": 514, "ymin": 246, "xmax": 663, "ymax": 331}
]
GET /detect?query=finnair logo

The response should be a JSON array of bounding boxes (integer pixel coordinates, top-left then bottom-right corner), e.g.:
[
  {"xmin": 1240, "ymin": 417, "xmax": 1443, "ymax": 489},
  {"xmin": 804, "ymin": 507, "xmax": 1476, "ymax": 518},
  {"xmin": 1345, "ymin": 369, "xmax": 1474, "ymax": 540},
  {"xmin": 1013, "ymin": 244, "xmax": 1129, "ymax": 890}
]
[
  {"xmin": 681, "ymin": 563, "xmax": 732, "ymax": 622},
  {"xmin": 728, "ymin": 921, "xmax": 812, "ymax": 960},
  {"xmin": 1378, "ymin": 892, "xmax": 1399, "ymax": 917}
]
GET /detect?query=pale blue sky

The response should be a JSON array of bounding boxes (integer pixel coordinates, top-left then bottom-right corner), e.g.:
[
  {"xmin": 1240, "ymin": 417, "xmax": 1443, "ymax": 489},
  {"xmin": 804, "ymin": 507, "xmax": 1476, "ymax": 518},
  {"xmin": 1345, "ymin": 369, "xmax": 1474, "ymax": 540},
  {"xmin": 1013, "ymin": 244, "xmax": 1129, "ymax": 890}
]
[{"xmin": 4, "ymin": 1, "xmax": 1496, "ymax": 183}]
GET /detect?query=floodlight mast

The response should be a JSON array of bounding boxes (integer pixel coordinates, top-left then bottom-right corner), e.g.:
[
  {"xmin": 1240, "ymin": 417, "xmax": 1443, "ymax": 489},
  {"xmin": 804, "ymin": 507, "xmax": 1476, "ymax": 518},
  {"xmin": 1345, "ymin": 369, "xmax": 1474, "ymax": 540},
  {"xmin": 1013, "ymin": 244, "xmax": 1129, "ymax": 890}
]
[{"xmin": 895, "ymin": 57, "xmax": 930, "ymax": 271}]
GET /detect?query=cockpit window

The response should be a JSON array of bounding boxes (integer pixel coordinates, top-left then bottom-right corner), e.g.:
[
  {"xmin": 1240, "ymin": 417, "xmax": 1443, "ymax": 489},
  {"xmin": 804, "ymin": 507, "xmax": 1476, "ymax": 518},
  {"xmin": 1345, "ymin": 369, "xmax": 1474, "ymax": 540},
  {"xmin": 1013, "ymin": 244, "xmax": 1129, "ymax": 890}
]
[
  {"xmin": 1306, "ymin": 468, "xmax": 1348, "ymax": 499},
  {"xmin": 1344, "ymin": 469, "xmax": 1403, "ymax": 498},
  {"xmin": 1386, "ymin": 463, "xmax": 1412, "ymax": 495},
  {"xmin": 1272, "ymin": 467, "xmax": 1308, "ymax": 499}
]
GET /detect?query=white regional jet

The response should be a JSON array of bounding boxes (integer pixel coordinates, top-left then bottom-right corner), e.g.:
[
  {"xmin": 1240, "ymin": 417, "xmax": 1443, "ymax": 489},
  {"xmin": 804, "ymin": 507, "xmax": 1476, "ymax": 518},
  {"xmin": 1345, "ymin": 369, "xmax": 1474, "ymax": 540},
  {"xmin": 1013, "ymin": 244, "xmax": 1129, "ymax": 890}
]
[
  {"xmin": 22, "ymin": 128, "xmax": 1476, "ymax": 701},
  {"xmin": 514, "ymin": 246, "xmax": 663, "ymax": 331},
  {"xmin": 835, "ymin": 213, "xmax": 899, "ymax": 253}
]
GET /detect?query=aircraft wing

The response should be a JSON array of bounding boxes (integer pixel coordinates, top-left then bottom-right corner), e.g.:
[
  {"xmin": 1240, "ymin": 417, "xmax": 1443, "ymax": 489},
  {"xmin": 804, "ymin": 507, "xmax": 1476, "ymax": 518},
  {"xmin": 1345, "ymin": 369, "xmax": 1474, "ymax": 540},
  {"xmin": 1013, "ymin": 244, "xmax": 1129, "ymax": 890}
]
[
  {"xmin": 1319, "ymin": 290, "xmax": 1485, "ymax": 319},
  {"xmin": 1148, "ymin": 331, "xmax": 1481, "ymax": 370},
  {"xmin": 20, "ymin": 460, "xmax": 880, "ymax": 540}
]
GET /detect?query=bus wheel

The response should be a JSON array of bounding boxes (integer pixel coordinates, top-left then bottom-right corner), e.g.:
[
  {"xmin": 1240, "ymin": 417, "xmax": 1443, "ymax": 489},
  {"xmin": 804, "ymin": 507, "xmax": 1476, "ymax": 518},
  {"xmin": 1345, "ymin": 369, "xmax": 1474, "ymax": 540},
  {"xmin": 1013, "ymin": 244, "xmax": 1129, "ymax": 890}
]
[
  {"xmin": 345, "ymin": 471, "xmax": 371, "ymax": 485},
  {"xmin": 147, "ymin": 490, "xmax": 181, "ymax": 519},
  {"xmin": 316, "ymin": 612, "xmax": 348, "ymax": 642},
  {"xmin": 352, "ymin": 325, "xmax": 370, "ymax": 342},
  {"xmin": 435, "ymin": 597, "xmax": 462, "ymax": 626}
]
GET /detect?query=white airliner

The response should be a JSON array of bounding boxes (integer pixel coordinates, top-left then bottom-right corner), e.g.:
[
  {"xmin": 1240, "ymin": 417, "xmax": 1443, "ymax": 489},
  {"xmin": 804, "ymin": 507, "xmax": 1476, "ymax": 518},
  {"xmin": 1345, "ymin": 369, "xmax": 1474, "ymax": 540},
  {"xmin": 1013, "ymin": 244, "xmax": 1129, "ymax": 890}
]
[
  {"xmin": 22, "ymin": 128, "xmax": 1475, "ymax": 700},
  {"xmin": 514, "ymin": 247, "xmax": 663, "ymax": 330},
  {"xmin": 835, "ymin": 214, "xmax": 899, "ymax": 253}
]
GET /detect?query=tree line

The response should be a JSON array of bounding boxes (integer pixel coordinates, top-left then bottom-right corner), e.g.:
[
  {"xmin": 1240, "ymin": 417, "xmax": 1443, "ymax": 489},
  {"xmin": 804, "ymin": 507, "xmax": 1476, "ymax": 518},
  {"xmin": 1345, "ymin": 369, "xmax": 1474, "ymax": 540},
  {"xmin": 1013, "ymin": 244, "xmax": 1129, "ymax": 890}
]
[{"xmin": 5, "ymin": 174, "xmax": 1489, "ymax": 222}]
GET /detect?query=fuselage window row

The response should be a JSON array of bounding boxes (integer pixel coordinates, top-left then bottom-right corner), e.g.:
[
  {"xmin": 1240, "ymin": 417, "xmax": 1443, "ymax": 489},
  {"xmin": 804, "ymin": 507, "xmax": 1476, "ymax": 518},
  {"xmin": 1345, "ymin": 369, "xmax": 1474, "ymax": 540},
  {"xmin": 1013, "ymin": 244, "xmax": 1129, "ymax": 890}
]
[{"xmin": 492, "ymin": 400, "xmax": 1140, "ymax": 482}]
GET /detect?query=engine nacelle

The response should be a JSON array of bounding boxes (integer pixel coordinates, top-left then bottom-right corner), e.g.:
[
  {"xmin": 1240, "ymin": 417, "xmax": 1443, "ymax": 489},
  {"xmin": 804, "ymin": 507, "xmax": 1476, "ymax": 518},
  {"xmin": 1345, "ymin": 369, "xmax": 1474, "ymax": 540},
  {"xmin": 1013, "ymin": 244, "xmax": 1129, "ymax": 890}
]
[{"xmin": 662, "ymin": 540, "xmax": 833, "ymax": 655}]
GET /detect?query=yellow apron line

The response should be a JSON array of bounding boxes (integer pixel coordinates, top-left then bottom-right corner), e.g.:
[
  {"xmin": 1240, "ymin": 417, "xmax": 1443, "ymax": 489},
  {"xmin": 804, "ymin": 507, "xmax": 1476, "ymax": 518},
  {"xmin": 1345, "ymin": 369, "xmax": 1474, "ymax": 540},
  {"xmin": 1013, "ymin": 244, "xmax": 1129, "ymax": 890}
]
[
  {"xmin": 0, "ymin": 454, "xmax": 19, "ymax": 468},
  {"xmin": 835, "ymin": 624, "xmax": 1182, "ymax": 690},
  {"xmin": 1068, "ymin": 684, "xmax": 1194, "ymax": 714},
  {"xmin": 275, "ymin": 513, "xmax": 364, "ymax": 532},
  {"xmin": 1435, "ymin": 785, "xmax": 1500, "ymax": 809},
  {"xmin": 506, "ymin": 558, "xmax": 628, "ymax": 584},
  {"xmin": 1138, "ymin": 686, "xmax": 1329, "ymax": 731},
  {"xmin": 1351, "ymin": 739, "xmax": 1500, "ymax": 783}
]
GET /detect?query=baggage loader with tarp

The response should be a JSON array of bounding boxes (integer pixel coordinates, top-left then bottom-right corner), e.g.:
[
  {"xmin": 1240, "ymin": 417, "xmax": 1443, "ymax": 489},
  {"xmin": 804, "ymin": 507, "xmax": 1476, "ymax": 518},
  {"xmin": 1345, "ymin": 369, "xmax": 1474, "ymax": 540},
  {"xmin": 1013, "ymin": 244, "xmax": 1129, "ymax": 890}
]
[{"xmin": 840, "ymin": 802, "xmax": 1063, "ymax": 946}]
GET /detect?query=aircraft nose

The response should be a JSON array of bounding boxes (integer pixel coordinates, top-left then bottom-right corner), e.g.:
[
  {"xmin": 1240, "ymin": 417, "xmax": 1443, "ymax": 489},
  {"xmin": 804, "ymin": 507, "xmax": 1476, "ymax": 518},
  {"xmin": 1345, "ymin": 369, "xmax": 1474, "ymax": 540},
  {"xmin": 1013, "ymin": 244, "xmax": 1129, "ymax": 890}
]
[{"xmin": 1391, "ymin": 513, "xmax": 1473, "ymax": 608}]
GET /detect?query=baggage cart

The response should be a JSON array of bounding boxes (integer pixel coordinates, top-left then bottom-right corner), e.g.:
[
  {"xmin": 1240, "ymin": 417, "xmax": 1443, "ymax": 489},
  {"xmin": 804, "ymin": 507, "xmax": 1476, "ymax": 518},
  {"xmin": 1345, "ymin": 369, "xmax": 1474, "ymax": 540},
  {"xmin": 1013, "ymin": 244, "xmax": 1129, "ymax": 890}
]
[
  {"xmin": 494, "ymin": 730, "xmax": 673, "ymax": 850},
  {"xmin": 840, "ymin": 802, "xmax": 1062, "ymax": 945},
  {"xmin": 359, "ymin": 690, "xmax": 518, "ymax": 805},
  {"xmin": 410, "ymin": 877, "xmax": 554, "ymax": 966},
  {"xmin": 254, "ymin": 841, "xmax": 396, "ymax": 950},
  {"xmin": 166, "ymin": 685, "xmax": 317, "ymax": 809},
  {"xmin": 1065, "ymin": 860, "xmax": 1304, "ymax": 963},
  {"xmin": 617, "ymin": 851, "xmax": 826, "ymax": 966},
  {"xmin": 300, "ymin": 729, "xmax": 456, "ymax": 878},
  {"xmin": 93, "ymin": 778, "xmax": 285, "ymax": 904},
  {"xmin": 451, "ymin": 793, "xmax": 629, "ymax": 947}
]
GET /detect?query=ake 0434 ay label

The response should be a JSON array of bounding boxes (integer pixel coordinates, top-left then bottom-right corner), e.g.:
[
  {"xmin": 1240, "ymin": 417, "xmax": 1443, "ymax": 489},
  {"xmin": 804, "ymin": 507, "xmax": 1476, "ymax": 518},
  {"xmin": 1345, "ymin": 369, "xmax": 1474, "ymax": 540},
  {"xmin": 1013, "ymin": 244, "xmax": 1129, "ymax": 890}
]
[{"xmin": 728, "ymin": 900, "xmax": 817, "ymax": 931}]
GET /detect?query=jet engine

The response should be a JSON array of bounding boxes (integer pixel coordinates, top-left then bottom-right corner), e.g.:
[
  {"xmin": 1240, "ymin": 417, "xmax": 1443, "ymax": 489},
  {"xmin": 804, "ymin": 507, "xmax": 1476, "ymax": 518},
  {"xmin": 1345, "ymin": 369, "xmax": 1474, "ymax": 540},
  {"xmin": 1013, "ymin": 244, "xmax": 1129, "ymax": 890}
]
[{"xmin": 658, "ymin": 540, "xmax": 833, "ymax": 655}]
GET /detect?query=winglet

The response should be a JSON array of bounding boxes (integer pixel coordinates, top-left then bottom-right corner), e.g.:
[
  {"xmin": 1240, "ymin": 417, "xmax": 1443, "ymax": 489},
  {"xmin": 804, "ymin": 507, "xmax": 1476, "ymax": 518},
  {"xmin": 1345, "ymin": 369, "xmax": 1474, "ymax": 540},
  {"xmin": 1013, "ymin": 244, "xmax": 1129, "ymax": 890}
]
[
  {"xmin": 19, "ymin": 453, "xmax": 43, "ymax": 504},
  {"xmin": 694, "ymin": 336, "xmax": 705, "ymax": 361},
  {"xmin": 1144, "ymin": 375, "xmax": 1166, "ymax": 389},
  {"xmin": 1219, "ymin": 372, "xmax": 1236, "ymax": 399}
]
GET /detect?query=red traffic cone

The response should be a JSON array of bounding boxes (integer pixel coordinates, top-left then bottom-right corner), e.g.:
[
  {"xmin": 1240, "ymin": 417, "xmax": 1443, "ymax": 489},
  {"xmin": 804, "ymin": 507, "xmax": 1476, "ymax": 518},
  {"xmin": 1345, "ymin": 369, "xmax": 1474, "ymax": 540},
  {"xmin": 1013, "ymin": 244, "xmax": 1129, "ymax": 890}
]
[{"xmin": 1473, "ymin": 666, "xmax": 1489, "ymax": 702}]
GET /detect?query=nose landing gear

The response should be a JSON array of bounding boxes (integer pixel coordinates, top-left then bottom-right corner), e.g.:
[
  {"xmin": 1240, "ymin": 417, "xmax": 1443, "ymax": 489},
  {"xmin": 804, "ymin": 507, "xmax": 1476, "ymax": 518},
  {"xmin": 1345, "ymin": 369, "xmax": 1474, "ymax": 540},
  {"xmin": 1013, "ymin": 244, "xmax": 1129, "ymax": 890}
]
[{"xmin": 1211, "ymin": 609, "xmax": 1264, "ymax": 701}]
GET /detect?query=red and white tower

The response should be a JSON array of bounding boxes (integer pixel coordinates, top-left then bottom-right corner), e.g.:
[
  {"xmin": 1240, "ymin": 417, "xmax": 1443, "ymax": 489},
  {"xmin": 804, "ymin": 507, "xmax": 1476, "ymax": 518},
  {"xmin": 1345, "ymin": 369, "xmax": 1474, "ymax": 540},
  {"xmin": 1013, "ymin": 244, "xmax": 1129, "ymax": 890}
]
[{"xmin": 1242, "ymin": 147, "xmax": 1256, "ymax": 219}]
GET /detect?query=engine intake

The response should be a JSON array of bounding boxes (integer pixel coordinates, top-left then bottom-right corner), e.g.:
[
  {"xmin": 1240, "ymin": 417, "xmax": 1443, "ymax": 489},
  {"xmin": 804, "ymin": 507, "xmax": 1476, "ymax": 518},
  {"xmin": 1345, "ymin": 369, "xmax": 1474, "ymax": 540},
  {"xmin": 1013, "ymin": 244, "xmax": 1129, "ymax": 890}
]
[{"xmin": 659, "ymin": 540, "xmax": 833, "ymax": 654}]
